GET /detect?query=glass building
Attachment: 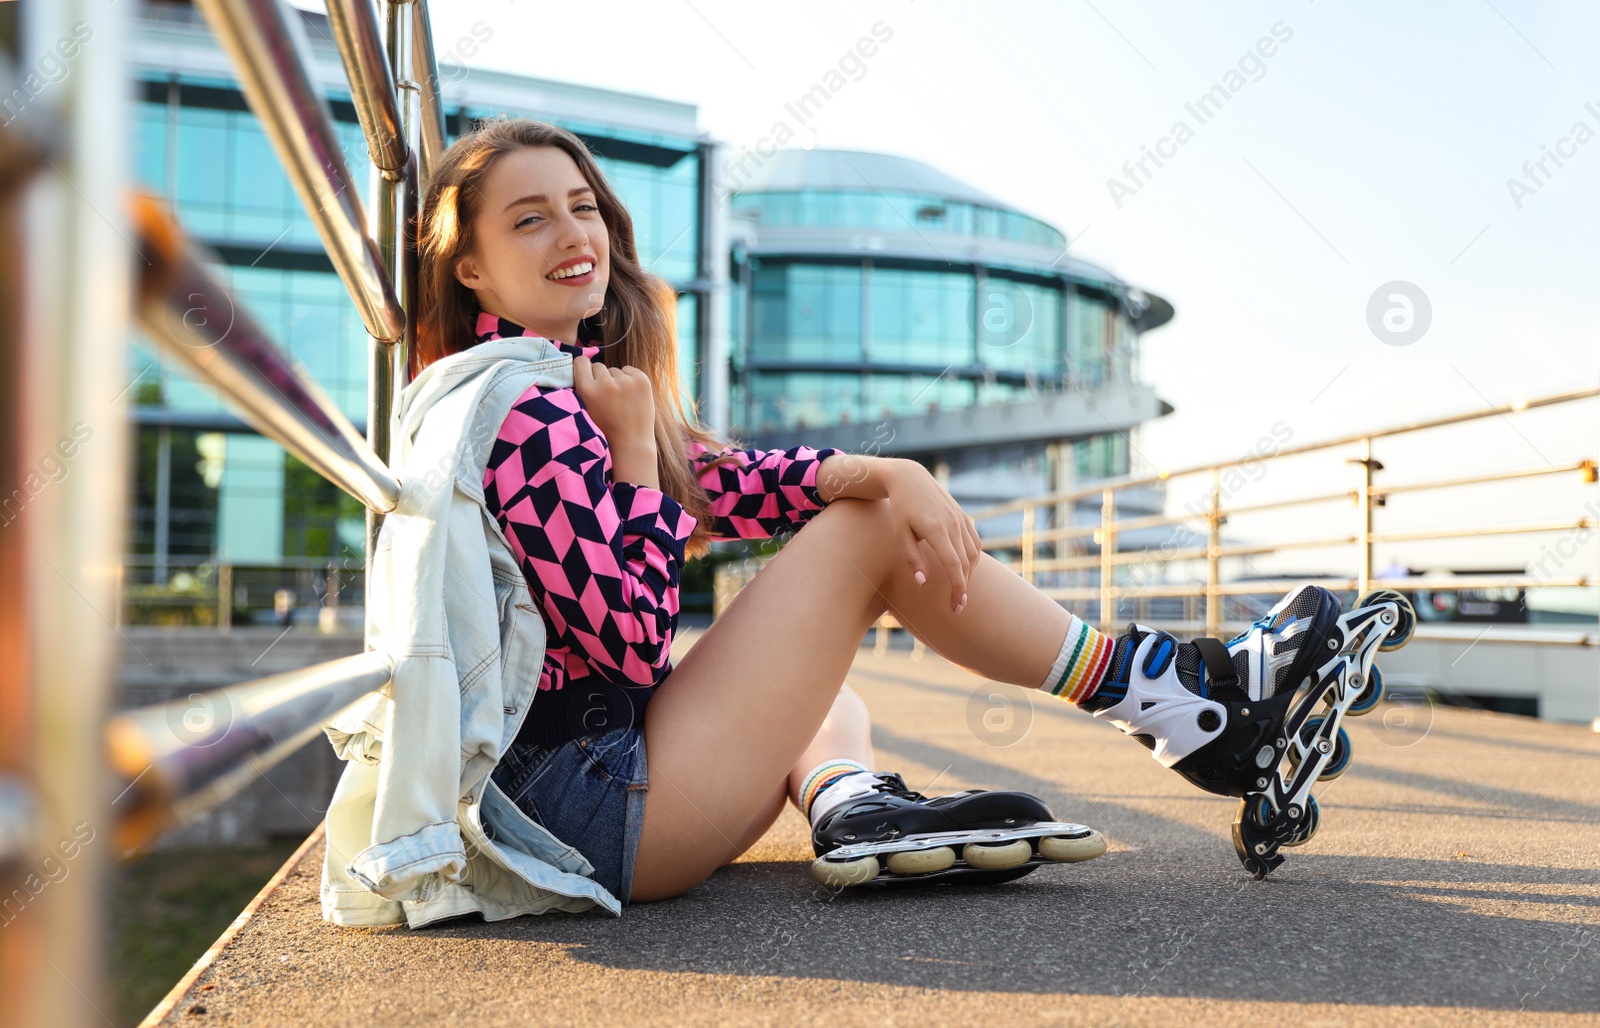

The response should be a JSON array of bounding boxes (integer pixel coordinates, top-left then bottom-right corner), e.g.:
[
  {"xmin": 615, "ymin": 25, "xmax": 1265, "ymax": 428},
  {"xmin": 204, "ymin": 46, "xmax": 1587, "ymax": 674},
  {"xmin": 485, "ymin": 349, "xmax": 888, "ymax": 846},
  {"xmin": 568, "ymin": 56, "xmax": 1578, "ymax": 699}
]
[
  {"xmin": 127, "ymin": 0, "xmax": 717, "ymax": 607},
  {"xmin": 723, "ymin": 149, "xmax": 1174, "ymax": 513},
  {"xmin": 123, "ymin": 2, "xmax": 1177, "ymax": 620}
]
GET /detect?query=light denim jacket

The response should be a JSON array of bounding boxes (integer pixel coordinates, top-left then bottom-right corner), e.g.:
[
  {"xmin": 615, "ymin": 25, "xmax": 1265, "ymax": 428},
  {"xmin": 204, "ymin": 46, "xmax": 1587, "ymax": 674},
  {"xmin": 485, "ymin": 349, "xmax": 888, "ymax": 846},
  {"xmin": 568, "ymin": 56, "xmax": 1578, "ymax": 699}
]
[{"xmin": 319, "ymin": 336, "xmax": 626, "ymax": 928}]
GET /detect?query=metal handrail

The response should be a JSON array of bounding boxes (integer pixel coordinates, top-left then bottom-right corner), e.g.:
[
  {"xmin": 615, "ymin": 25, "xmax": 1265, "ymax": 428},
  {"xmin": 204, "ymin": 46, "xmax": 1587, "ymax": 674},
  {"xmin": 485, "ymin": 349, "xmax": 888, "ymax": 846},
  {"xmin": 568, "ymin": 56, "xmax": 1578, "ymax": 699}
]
[
  {"xmin": 130, "ymin": 191, "xmax": 401, "ymax": 514},
  {"xmin": 409, "ymin": 0, "xmax": 449, "ymax": 188},
  {"xmin": 107, "ymin": 650, "xmax": 393, "ymax": 853},
  {"xmin": 968, "ymin": 386, "xmax": 1600, "ymax": 637},
  {"xmin": 326, "ymin": 0, "xmax": 407, "ymax": 175},
  {"xmin": 966, "ymin": 385, "xmax": 1600, "ymax": 523},
  {"xmin": 193, "ymin": 0, "xmax": 405, "ymax": 342}
]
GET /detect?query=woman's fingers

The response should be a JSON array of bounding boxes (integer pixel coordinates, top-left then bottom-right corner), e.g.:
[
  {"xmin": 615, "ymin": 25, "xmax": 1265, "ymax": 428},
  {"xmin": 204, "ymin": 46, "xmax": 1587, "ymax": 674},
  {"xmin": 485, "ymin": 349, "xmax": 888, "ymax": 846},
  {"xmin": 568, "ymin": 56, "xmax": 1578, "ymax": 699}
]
[
  {"xmin": 928, "ymin": 530, "xmax": 969, "ymax": 612},
  {"xmin": 905, "ymin": 545, "xmax": 929, "ymax": 589}
]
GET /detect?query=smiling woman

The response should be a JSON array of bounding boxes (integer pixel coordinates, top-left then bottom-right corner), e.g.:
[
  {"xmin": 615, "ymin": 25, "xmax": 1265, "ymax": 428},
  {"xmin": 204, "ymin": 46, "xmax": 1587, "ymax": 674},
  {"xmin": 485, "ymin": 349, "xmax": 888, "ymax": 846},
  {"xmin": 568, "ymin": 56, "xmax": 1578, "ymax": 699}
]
[{"xmin": 404, "ymin": 116, "xmax": 1115, "ymax": 916}]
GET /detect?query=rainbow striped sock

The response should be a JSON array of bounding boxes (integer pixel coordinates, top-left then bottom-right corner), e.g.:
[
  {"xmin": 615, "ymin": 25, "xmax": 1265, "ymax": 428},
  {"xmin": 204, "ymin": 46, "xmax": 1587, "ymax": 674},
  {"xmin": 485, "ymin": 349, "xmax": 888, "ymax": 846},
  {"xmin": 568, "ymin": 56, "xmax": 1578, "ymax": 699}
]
[
  {"xmin": 1041, "ymin": 614, "xmax": 1115, "ymax": 705},
  {"xmin": 798, "ymin": 759, "xmax": 872, "ymax": 822}
]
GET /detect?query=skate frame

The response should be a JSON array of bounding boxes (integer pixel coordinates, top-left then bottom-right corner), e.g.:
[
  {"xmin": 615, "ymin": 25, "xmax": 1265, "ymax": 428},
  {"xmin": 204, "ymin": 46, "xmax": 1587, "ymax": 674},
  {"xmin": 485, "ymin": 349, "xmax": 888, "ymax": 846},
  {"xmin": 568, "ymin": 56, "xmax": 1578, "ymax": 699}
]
[
  {"xmin": 1238, "ymin": 599, "xmax": 1401, "ymax": 869},
  {"xmin": 815, "ymin": 821, "xmax": 1098, "ymax": 865}
]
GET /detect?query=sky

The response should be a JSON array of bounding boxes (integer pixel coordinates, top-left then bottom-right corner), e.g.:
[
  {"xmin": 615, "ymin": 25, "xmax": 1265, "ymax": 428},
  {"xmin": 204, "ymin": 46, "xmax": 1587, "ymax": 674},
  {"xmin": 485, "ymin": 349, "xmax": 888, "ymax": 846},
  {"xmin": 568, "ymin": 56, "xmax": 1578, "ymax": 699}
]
[{"xmin": 292, "ymin": 0, "xmax": 1600, "ymax": 586}]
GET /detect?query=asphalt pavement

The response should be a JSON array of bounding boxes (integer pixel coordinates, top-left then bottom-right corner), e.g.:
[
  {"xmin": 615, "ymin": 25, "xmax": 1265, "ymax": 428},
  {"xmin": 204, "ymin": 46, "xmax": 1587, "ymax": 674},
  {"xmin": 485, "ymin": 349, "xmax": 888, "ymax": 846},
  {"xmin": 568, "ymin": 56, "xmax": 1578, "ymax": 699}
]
[{"xmin": 147, "ymin": 626, "xmax": 1600, "ymax": 1026}]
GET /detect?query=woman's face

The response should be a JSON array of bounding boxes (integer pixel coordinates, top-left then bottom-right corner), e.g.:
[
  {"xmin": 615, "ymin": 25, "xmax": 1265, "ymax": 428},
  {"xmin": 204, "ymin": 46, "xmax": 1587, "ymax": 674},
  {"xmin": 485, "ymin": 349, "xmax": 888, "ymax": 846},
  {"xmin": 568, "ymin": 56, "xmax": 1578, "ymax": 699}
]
[{"xmin": 454, "ymin": 145, "xmax": 610, "ymax": 345}]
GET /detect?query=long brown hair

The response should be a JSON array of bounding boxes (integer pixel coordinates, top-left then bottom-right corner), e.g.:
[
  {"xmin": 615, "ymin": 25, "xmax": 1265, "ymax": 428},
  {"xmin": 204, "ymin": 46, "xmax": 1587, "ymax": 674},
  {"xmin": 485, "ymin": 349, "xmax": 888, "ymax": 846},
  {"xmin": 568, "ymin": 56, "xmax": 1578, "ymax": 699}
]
[{"xmin": 415, "ymin": 117, "xmax": 744, "ymax": 562}]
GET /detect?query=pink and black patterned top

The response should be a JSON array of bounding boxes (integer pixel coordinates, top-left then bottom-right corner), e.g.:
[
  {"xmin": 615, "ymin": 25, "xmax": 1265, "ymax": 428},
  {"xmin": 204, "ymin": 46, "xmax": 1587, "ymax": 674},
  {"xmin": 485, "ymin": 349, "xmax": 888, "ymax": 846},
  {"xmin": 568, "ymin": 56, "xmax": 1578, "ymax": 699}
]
[{"xmin": 476, "ymin": 312, "xmax": 841, "ymax": 746}]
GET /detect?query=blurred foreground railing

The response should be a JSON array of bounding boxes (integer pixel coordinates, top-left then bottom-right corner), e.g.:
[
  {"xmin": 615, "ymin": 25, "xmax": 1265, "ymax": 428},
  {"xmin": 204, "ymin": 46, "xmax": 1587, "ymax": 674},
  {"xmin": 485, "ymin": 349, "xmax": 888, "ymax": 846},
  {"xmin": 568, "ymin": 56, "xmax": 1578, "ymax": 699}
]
[{"xmin": 3, "ymin": 0, "xmax": 450, "ymax": 1021}]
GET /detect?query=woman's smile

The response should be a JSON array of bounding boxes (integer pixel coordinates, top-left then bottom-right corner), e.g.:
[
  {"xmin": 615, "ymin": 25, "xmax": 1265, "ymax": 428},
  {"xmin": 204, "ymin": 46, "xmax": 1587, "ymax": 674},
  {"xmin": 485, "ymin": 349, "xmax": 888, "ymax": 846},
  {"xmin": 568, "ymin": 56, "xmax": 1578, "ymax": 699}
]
[{"xmin": 546, "ymin": 257, "xmax": 597, "ymax": 286}]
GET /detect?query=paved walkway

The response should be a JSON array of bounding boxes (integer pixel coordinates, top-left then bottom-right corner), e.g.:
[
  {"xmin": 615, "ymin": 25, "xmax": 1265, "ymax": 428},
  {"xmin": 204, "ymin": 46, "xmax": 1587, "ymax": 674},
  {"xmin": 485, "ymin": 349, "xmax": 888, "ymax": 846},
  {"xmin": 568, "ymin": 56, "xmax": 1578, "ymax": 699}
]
[{"xmin": 149, "ymin": 629, "xmax": 1600, "ymax": 1026}]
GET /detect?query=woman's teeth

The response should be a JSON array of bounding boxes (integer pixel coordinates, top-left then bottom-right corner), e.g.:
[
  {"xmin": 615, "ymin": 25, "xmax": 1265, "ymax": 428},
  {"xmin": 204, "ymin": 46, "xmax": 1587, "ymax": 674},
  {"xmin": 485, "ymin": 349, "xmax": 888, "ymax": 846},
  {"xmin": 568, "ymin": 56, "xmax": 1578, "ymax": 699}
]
[{"xmin": 547, "ymin": 261, "xmax": 594, "ymax": 280}]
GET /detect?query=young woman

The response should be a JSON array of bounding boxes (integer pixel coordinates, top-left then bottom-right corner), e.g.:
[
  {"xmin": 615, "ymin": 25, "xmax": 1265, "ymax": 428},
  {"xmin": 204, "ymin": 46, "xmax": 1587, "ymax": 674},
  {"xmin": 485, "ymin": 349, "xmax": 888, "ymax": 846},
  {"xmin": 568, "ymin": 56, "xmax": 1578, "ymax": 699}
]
[{"xmin": 414, "ymin": 117, "xmax": 1366, "ymax": 904}]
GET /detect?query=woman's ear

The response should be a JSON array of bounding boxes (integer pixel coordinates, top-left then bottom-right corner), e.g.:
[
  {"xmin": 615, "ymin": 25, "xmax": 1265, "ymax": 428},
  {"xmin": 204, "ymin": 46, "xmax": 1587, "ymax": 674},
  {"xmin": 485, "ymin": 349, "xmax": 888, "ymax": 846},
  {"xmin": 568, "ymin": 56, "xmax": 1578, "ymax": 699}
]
[{"xmin": 454, "ymin": 253, "xmax": 484, "ymax": 290}]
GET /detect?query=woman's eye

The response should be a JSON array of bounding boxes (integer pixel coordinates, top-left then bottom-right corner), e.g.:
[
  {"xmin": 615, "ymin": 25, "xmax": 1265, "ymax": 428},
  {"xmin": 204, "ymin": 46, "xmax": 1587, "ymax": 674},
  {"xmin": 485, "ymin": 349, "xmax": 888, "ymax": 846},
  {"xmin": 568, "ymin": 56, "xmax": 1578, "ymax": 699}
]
[{"xmin": 516, "ymin": 204, "xmax": 596, "ymax": 228}]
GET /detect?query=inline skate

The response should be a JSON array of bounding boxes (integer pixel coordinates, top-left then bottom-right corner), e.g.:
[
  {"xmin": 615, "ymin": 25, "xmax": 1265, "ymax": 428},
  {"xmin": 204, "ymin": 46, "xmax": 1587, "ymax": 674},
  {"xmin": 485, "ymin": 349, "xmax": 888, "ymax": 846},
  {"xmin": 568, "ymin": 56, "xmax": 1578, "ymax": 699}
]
[
  {"xmin": 1082, "ymin": 584, "xmax": 1415, "ymax": 878},
  {"xmin": 808, "ymin": 771, "xmax": 1106, "ymax": 888}
]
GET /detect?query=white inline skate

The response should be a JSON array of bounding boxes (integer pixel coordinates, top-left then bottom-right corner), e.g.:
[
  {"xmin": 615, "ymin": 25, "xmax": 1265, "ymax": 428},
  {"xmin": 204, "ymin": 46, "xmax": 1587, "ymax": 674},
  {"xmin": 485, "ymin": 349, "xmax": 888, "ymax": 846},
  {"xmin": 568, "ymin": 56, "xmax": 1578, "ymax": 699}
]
[
  {"xmin": 1081, "ymin": 584, "xmax": 1415, "ymax": 878},
  {"xmin": 808, "ymin": 771, "xmax": 1106, "ymax": 888}
]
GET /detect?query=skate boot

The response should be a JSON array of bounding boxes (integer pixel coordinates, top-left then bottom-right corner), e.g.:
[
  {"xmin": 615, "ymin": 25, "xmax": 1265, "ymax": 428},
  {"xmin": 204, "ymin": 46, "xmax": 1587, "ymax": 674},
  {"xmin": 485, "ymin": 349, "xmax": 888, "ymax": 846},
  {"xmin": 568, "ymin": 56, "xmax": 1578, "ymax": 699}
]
[
  {"xmin": 1082, "ymin": 584, "xmax": 1415, "ymax": 879},
  {"xmin": 808, "ymin": 770, "xmax": 1106, "ymax": 888}
]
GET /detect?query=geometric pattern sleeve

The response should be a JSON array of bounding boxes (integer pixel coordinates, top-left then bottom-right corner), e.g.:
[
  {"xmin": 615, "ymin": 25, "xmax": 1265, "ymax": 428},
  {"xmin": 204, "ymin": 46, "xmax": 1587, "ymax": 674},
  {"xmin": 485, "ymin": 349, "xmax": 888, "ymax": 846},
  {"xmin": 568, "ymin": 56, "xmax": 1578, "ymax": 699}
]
[
  {"xmin": 686, "ymin": 437, "xmax": 841, "ymax": 541},
  {"xmin": 483, "ymin": 384, "xmax": 698, "ymax": 690}
]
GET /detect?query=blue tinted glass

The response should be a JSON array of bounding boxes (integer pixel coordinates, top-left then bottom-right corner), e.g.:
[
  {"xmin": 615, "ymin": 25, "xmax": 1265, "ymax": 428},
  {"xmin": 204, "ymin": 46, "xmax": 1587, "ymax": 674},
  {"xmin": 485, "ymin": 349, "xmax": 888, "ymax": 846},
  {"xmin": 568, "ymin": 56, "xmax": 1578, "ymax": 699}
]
[
  {"xmin": 978, "ymin": 278, "xmax": 1061, "ymax": 374},
  {"xmin": 787, "ymin": 265, "xmax": 861, "ymax": 362},
  {"xmin": 134, "ymin": 103, "xmax": 168, "ymax": 193},
  {"xmin": 868, "ymin": 267, "xmax": 973, "ymax": 366},
  {"xmin": 174, "ymin": 107, "xmax": 229, "ymax": 236},
  {"xmin": 1068, "ymin": 289, "xmax": 1111, "ymax": 388}
]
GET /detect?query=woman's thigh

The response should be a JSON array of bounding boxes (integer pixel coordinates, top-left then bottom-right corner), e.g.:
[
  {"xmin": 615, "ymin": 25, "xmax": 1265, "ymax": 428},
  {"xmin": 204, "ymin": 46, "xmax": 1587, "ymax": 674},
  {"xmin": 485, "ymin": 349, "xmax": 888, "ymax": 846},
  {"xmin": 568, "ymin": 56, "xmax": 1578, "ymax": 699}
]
[{"xmin": 629, "ymin": 498, "xmax": 894, "ymax": 902}]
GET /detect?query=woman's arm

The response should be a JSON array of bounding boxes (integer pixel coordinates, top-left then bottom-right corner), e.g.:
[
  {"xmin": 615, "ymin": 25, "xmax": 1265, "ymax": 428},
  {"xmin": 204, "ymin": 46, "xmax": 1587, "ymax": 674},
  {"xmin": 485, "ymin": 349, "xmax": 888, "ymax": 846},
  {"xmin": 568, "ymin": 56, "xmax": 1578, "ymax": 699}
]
[
  {"xmin": 687, "ymin": 439, "xmax": 842, "ymax": 539},
  {"xmin": 814, "ymin": 452, "xmax": 914, "ymax": 503},
  {"xmin": 485, "ymin": 386, "xmax": 696, "ymax": 689}
]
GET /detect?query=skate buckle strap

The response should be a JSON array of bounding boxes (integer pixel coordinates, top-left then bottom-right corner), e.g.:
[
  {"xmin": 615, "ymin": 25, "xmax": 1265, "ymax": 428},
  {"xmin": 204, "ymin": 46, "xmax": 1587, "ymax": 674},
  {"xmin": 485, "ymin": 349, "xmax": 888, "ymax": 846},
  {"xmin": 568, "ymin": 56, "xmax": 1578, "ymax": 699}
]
[{"xmin": 1192, "ymin": 636, "xmax": 1237, "ymax": 692}]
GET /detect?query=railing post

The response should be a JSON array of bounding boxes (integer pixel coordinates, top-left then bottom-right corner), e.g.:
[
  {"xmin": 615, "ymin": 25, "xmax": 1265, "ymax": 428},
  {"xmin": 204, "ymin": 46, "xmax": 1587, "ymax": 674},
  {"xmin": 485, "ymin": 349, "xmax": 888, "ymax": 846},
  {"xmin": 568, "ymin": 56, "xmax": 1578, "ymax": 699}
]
[
  {"xmin": 1020, "ymin": 505, "xmax": 1035, "ymax": 585},
  {"xmin": 1206, "ymin": 467, "xmax": 1222, "ymax": 635},
  {"xmin": 1356, "ymin": 436, "xmax": 1376, "ymax": 597},
  {"xmin": 218, "ymin": 563, "xmax": 233, "ymax": 631},
  {"xmin": 363, "ymin": 0, "xmax": 422, "ymax": 645},
  {"xmin": 1099, "ymin": 486, "xmax": 1116, "ymax": 633}
]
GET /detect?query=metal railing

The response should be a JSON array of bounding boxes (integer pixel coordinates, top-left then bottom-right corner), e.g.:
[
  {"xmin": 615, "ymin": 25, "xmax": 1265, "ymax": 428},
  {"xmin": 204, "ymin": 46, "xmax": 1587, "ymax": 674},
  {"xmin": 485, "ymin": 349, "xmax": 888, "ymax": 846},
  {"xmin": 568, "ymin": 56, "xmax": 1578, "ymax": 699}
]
[
  {"xmin": 955, "ymin": 387, "xmax": 1600, "ymax": 637},
  {"xmin": 2, "ymin": 0, "xmax": 449, "ymax": 1021},
  {"xmin": 120, "ymin": 557, "xmax": 366, "ymax": 630}
]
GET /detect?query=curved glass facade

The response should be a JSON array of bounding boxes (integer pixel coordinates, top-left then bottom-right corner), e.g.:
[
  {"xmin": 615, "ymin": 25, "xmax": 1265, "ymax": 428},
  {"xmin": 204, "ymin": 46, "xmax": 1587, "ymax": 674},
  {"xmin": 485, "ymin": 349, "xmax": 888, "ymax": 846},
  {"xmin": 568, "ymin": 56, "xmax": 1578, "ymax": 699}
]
[
  {"xmin": 732, "ymin": 190, "xmax": 1065, "ymax": 250},
  {"xmin": 732, "ymin": 259, "xmax": 1140, "ymax": 435}
]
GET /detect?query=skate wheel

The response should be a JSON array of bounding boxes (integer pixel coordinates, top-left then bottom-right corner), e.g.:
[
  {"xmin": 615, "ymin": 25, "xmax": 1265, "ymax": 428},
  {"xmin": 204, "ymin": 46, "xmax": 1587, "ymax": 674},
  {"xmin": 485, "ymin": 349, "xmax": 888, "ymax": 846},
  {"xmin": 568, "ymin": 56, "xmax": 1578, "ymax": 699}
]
[
  {"xmin": 1356, "ymin": 589, "xmax": 1416, "ymax": 652},
  {"xmin": 1281, "ymin": 795, "xmax": 1321, "ymax": 847},
  {"xmin": 810, "ymin": 854, "xmax": 880, "ymax": 887},
  {"xmin": 962, "ymin": 839, "xmax": 1032, "ymax": 870},
  {"xmin": 1245, "ymin": 794, "xmax": 1275, "ymax": 830},
  {"xmin": 1038, "ymin": 831, "xmax": 1107, "ymax": 863},
  {"xmin": 1293, "ymin": 716, "xmax": 1353, "ymax": 781},
  {"xmin": 885, "ymin": 846, "xmax": 956, "ymax": 875},
  {"xmin": 1346, "ymin": 664, "xmax": 1385, "ymax": 716}
]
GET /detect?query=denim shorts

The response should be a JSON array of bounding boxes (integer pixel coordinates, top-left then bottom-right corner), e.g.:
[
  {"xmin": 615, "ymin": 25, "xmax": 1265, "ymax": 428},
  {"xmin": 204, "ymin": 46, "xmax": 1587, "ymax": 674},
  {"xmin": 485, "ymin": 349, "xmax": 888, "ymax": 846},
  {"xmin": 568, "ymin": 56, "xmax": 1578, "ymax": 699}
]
[{"xmin": 490, "ymin": 725, "xmax": 650, "ymax": 906}]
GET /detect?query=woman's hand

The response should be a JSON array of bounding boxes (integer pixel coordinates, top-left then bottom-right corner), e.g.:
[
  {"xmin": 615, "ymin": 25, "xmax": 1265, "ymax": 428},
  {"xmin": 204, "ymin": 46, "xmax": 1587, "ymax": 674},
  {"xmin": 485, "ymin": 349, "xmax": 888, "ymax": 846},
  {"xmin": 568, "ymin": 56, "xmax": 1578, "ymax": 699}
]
[
  {"xmin": 881, "ymin": 460, "xmax": 983, "ymax": 613},
  {"xmin": 572, "ymin": 355, "xmax": 657, "ymax": 478}
]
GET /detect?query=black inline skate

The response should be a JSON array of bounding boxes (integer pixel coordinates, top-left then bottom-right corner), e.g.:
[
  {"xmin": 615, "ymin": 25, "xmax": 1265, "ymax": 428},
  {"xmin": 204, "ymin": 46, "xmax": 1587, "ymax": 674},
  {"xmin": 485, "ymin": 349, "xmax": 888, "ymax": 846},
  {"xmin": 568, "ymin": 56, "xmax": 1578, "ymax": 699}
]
[
  {"xmin": 808, "ymin": 771, "xmax": 1106, "ymax": 888},
  {"xmin": 1082, "ymin": 584, "xmax": 1415, "ymax": 878}
]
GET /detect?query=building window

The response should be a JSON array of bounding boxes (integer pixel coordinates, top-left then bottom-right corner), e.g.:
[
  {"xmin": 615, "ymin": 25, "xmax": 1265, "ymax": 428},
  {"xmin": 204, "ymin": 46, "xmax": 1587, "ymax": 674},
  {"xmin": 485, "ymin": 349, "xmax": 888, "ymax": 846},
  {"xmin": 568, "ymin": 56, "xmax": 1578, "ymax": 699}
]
[{"xmin": 868, "ymin": 266, "xmax": 973, "ymax": 367}]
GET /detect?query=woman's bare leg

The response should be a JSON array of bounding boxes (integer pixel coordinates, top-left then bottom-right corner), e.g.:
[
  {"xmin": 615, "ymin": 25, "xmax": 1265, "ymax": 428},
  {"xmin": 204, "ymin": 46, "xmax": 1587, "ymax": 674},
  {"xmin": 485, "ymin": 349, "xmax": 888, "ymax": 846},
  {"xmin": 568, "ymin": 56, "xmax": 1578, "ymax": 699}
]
[
  {"xmin": 630, "ymin": 496, "xmax": 1078, "ymax": 902},
  {"xmin": 715, "ymin": 683, "xmax": 876, "ymax": 868}
]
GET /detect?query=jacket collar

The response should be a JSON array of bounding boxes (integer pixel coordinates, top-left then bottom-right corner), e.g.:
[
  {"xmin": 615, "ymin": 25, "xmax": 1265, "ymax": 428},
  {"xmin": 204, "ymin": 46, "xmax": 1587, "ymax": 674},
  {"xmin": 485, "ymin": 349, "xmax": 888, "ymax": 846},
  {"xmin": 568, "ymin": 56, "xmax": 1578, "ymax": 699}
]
[
  {"xmin": 473, "ymin": 311, "xmax": 603, "ymax": 361},
  {"xmin": 400, "ymin": 323, "xmax": 583, "ymax": 435}
]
